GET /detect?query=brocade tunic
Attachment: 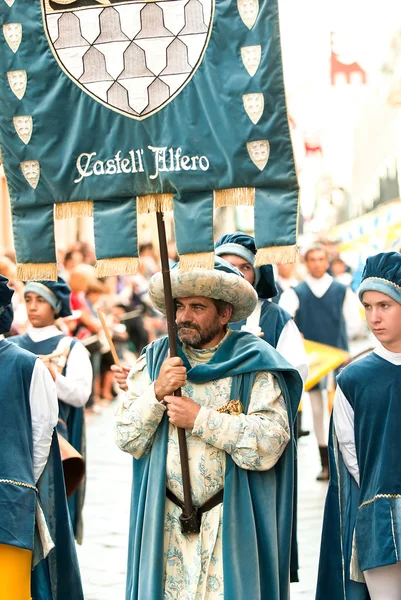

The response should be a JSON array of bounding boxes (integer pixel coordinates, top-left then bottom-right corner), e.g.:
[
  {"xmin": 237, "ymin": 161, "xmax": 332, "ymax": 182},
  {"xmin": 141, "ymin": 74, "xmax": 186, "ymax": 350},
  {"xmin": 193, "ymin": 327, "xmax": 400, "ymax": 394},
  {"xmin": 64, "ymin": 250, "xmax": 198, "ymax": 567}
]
[{"xmin": 115, "ymin": 334, "xmax": 290, "ymax": 599}]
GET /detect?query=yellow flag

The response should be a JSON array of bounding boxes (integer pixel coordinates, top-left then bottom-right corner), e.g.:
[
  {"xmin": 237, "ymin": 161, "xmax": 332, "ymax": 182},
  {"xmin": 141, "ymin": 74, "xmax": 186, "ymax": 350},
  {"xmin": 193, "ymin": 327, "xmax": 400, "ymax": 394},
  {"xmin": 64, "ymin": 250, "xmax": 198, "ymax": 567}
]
[{"xmin": 304, "ymin": 340, "xmax": 349, "ymax": 392}]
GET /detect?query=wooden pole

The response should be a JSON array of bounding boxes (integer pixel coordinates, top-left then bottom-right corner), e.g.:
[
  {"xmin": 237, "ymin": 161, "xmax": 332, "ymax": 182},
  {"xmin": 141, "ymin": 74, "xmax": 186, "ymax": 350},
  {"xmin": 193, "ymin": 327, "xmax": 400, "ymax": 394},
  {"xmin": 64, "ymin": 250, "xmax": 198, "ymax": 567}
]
[
  {"xmin": 97, "ymin": 309, "xmax": 121, "ymax": 367},
  {"xmin": 156, "ymin": 211, "xmax": 195, "ymax": 525}
]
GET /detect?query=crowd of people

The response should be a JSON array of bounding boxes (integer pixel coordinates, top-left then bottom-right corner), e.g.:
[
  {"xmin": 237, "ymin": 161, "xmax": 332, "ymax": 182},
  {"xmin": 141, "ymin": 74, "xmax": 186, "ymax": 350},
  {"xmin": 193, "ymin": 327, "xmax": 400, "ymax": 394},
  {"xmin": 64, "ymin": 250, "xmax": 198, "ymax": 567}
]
[{"xmin": 2, "ymin": 234, "xmax": 400, "ymax": 600}]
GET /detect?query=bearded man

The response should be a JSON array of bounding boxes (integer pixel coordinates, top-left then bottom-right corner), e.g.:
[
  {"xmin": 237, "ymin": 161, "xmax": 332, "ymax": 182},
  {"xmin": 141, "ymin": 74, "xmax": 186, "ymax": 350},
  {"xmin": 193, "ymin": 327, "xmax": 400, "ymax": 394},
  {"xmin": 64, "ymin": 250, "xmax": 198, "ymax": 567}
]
[{"xmin": 115, "ymin": 258, "xmax": 302, "ymax": 600}]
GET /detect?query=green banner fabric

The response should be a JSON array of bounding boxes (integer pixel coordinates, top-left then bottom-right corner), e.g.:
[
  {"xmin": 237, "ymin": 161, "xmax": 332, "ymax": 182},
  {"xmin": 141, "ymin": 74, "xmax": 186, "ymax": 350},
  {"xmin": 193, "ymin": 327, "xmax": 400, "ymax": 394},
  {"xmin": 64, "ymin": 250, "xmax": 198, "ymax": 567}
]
[{"xmin": 0, "ymin": 0, "xmax": 298, "ymax": 279}]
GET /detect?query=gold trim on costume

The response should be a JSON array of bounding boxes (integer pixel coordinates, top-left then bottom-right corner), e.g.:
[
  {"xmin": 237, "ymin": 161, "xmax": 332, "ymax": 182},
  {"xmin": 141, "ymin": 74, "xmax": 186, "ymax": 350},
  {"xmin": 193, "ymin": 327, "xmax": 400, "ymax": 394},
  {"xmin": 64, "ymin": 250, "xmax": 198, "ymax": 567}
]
[
  {"xmin": 0, "ymin": 478, "xmax": 37, "ymax": 493},
  {"xmin": 359, "ymin": 493, "xmax": 401, "ymax": 510},
  {"xmin": 217, "ymin": 399, "xmax": 243, "ymax": 416}
]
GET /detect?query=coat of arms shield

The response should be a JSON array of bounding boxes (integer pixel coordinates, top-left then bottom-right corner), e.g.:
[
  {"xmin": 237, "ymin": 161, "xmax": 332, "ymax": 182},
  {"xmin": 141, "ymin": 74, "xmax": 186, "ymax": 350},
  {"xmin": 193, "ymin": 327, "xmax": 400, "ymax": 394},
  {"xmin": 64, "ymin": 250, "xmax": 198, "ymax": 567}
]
[{"xmin": 41, "ymin": 0, "xmax": 214, "ymax": 119}]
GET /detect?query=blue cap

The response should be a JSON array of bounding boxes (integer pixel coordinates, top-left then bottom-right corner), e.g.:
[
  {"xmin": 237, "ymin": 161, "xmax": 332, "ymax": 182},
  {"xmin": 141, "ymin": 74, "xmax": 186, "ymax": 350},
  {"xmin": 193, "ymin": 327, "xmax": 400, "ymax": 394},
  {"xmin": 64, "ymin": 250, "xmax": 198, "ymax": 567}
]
[
  {"xmin": 358, "ymin": 252, "xmax": 401, "ymax": 305},
  {"xmin": 24, "ymin": 277, "xmax": 72, "ymax": 317},
  {"xmin": 215, "ymin": 232, "xmax": 277, "ymax": 299}
]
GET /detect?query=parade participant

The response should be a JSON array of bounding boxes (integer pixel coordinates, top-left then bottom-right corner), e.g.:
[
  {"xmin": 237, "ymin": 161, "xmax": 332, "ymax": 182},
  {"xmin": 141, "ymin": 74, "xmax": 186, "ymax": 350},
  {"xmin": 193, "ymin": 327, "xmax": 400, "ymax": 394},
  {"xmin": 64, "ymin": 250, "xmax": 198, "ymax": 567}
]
[
  {"xmin": 317, "ymin": 252, "xmax": 401, "ymax": 599},
  {"xmin": 9, "ymin": 277, "xmax": 92, "ymax": 543},
  {"xmin": 279, "ymin": 244, "xmax": 361, "ymax": 480},
  {"xmin": 273, "ymin": 262, "xmax": 300, "ymax": 304},
  {"xmin": 215, "ymin": 232, "xmax": 308, "ymax": 584},
  {"xmin": 215, "ymin": 232, "xmax": 308, "ymax": 383},
  {"xmin": 115, "ymin": 258, "xmax": 303, "ymax": 599},
  {"xmin": 0, "ymin": 275, "xmax": 84, "ymax": 600}
]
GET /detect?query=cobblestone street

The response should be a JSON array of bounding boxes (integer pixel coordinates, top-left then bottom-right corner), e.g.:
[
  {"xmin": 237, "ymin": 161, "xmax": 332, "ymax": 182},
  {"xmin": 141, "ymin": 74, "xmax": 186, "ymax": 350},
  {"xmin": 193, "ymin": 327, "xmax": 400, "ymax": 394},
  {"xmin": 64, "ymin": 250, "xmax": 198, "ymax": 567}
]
[{"xmin": 77, "ymin": 394, "xmax": 327, "ymax": 599}]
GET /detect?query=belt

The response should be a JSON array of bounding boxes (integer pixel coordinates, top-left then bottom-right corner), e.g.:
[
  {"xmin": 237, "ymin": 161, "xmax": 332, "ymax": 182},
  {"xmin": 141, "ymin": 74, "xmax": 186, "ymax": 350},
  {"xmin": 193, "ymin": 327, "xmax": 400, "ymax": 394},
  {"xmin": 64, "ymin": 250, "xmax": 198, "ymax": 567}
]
[{"xmin": 166, "ymin": 487, "xmax": 224, "ymax": 533}]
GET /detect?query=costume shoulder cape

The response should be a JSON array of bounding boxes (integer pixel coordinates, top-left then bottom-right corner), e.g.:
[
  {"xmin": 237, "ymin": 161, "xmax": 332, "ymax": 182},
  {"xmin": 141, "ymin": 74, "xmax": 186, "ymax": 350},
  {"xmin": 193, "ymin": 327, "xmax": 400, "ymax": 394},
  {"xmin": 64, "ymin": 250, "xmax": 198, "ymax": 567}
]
[{"xmin": 125, "ymin": 330, "xmax": 302, "ymax": 600}]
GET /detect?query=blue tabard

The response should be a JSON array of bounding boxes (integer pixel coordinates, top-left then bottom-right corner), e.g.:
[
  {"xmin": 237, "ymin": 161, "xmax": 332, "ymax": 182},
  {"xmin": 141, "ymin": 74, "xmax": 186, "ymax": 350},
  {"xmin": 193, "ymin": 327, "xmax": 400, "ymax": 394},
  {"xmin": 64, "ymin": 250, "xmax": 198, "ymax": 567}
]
[
  {"xmin": 10, "ymin": 333, "xmax": 85, "ymax": 541},
  {"xmin": 316, "ymin": 352, "xmax": 401, "ymax": 599},
  {"xmin": 125, "ymin": 330, "xmax": 303, "ymax": 600},
  {"xmin": 0, "ymin": 339, "xmax": 37, "ymax": 550},
  {"xmin": 230, "ymin": 300, "xmax": 292, "ymax": 348},
  {"xmin": 293, "ymin": 280, "xmax": 348, "ymax": 350}
]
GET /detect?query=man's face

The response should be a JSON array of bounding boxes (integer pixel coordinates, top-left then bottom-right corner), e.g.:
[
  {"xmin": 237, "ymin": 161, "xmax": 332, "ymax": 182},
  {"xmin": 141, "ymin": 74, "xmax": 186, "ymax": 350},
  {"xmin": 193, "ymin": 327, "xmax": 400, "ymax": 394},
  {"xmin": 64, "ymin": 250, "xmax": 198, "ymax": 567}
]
[
  {"xmin": 220, "ymin": 254, "xmax": 255, "ymax": 285},
  {"xmin": 176, "ymin": 296, "xmax": 232, "ymax": 349},
  {"xmin": 305, "ymin": 250, "xmax": 329, "ymax": 279},
  {"xmin": 25, "ymin": 292, "xmax": 56, "ymax": 327},
  {"xmin": 277, "ymin": 263, "xmax": 294, "ymax": 278},
  {"xmin": 362, "ymin": 290, "xmax": 401, "ymax": 352}
]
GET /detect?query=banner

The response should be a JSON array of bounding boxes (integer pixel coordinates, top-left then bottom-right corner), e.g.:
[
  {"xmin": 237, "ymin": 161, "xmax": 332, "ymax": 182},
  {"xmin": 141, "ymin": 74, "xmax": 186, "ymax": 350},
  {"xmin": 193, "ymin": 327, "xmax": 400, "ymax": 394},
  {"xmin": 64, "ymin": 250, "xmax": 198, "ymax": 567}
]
[
  {"xmin": 304, "ymin": 339, "xmax": 349, "ymax": 392},
  {"xmin": 0, "ymin": 0, "xmax": 298, "ymax": 279}
]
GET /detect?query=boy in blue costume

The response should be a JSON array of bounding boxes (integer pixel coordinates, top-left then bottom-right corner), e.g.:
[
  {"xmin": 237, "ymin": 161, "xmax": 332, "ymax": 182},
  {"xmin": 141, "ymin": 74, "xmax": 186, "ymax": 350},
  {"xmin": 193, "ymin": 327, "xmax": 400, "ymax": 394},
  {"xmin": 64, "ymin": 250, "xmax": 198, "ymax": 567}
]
[
  {"xmin": 115, "ymin": 258, "xmax": 303, "ymax": 599},
  {"xmin": 0, "ymin": 275, "xmax": 84, "ymax": 600},
  {"xmin": 280, "ymin": 244, "xmax": 361, "ymax": 480},
  {"xmin": 10, "ymin": 278, "xmax": 92, "ymax": 543},
  {"xmin": 317, "ymin": 252, "xmax": 401, "ymax": 599}
]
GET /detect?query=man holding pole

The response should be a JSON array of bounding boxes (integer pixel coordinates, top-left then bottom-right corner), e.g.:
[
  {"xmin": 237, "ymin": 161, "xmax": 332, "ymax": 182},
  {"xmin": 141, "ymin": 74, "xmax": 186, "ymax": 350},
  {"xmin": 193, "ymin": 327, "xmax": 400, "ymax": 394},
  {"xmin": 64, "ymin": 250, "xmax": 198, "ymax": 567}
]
[{"xmin": 115, "ymin": 258, "xmax": 302, "ymax": 599}]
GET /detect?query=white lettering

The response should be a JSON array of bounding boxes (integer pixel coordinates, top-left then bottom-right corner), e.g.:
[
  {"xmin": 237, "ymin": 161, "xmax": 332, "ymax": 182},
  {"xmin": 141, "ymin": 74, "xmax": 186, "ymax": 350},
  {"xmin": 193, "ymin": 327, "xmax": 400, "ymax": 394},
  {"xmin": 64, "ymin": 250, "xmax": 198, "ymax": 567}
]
[
  {"xmin": 121, "ymin": 158, "xmax": 131, "ymax": 173},
  {"xmin": 199, "ymin": 156, "xmax": 210, "ymax": 171},
  {"xmin": 93, "ymin": 160, "xmax": 104, "ymax": 175},
  {"xmin": 180, "ymin": 155, "xmax": 191, "ymax": 170},
  {"xmin": 74, "ymin": 152, "xmax": 96, "ymax": 183},
  {"xmin": 105, "ymin": 159, "xmax": 117, "ymax": 175}
]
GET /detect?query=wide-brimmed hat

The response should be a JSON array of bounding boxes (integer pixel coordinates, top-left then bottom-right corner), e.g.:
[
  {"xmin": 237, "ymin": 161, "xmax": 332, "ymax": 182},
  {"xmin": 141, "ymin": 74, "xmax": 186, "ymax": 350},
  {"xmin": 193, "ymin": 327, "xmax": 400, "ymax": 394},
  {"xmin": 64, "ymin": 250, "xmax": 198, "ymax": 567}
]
[
  {"xmin": 215, "ymin": 232, "xmax": 277, "ymax": 299},
  {"xmin": 149, "ymin": 257, "xmax": 258, "ymax": 322},
  {"xmin": 358, "ymin": 252, "xmax": 401, "ymax": 304},
  {"xmin": 24, "ymin": 277, "xmax": 72, "ymax": 317}
]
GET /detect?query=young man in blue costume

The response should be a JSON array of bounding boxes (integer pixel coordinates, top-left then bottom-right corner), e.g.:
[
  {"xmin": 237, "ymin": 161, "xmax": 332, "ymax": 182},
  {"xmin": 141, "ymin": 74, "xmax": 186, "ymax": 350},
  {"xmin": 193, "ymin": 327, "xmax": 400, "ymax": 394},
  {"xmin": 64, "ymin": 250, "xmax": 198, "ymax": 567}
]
[
  {"xmin": 10, "ymin": 278, "xmax": 92, "ymax": 543},
  {"xmin": 280, "ymin": 244, "xmax": 361, "ymax": 480},
  {"xmin": 0, "ymin": 275, "xmax": 84, "ymax": 600},
  {"xmin": 115, "ymin": 258, "xmax": 303, "ymax": 600},
  {"xmin": 215, "ymin": 232, "xmax": 308, "ymax": 384},
  {"xmin": 317, "ymin": 252, "xmax": 401, "ymax": 600}
]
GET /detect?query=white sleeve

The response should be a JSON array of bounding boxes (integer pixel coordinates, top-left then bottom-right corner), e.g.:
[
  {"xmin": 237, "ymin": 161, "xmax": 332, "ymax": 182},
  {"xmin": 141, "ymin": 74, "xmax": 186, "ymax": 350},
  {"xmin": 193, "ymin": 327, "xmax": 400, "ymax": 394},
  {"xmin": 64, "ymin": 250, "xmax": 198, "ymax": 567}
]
[
  {"xmin": 55, "ymin": 341, "xmax": 93, "ymax": 408},
  {"xmin": 276, "ymin": 319, "xmax": 309, "ymax": 384},
  {"xmin": 343, "ymin": 287, "xmax": 363, "ymax": 339},
  {"xmin": 30, "ymin": 359, "xmax": 59, "ymax": 483},
  {"xmin": 333, "ymin": 383, "xmax": 360, "ymax": 485},
  {"xmin": 278, "ymin": 288, "xmax": 300, "ymax": 318}
]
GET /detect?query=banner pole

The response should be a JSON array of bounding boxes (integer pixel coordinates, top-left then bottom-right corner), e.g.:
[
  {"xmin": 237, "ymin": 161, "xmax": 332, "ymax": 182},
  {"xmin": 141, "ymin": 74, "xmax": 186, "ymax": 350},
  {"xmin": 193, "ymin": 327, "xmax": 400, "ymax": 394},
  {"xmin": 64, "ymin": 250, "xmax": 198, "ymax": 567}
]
[{"xmin": 155, "ymin": 211, "xmax": 195, "ymax": 528}]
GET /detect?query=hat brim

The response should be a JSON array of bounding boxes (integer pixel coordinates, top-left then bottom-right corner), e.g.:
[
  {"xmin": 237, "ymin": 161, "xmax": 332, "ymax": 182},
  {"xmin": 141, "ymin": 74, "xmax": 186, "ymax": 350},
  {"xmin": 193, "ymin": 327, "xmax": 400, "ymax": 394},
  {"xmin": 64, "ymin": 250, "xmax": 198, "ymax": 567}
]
[
  {"xmin": 149, "ymin": 268, "xmax": 258, "ymax": 323},
  {"xmin": 358, "ymin": 278, "xmax": 401, "ymax": 305}
]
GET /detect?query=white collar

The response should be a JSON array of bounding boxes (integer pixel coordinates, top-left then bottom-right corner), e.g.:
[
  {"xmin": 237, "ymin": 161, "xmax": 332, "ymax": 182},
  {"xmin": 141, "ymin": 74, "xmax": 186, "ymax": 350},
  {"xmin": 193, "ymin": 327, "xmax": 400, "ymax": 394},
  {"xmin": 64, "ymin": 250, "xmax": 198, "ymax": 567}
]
[
  {"xmin": 27, "ymin": 325, "xmax": 63, "ymax": 342},
  {"xmin": 374, "ymin": 343, "xmax": 401, "ymax": 366}
]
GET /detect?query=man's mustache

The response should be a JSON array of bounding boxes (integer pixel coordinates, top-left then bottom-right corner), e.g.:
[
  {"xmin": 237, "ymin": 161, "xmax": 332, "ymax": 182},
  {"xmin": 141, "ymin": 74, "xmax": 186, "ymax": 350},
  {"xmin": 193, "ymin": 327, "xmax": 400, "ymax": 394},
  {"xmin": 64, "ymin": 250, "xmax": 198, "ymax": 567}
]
[{"xmin": 178, "ymin": 322, "xmax": 200, "ymax": 332}]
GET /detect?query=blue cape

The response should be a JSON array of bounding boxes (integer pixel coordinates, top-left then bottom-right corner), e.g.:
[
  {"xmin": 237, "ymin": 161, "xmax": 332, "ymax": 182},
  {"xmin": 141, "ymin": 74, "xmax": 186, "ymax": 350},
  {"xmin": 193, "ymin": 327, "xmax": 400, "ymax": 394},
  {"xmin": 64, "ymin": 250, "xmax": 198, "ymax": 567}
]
[{"xmin": 125, "ymin": 330, "xmax": 302, "ymax": 599}]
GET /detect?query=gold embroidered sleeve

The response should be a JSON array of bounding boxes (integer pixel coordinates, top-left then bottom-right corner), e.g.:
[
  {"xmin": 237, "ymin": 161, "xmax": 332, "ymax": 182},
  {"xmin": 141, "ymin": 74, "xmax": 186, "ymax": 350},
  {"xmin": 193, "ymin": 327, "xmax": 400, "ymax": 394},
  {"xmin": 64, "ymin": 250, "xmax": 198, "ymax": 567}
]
[
  {"xmin": 114, "ymin": 355, "xmax": 166, "ymax": 458},
  {"xmin": 192, "ymin": 371, "xmax": 289, "ymax": 471}
]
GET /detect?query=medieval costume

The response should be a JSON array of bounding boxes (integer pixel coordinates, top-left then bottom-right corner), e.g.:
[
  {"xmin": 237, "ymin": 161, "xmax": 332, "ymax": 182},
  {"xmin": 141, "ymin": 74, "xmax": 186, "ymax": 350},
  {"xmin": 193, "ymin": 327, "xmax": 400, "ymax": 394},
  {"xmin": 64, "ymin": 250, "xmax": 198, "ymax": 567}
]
[
  {"xmin": 317, "ymin": 252, "xmax": 401, "ymax": 599},
  {"xmin": 280, "ymin": 266, "xmax": 361, "ymax": 479},
  {"xmin": 215, "ymin": 232, "xmax": 308, "ymax": 583},
  {"xmin": 115, "ymin": 259, "xmax": 303, "ymax": 599},
  {"xmin": 10, "ymin": 278, "xmax": 92, "ymax": 543},
  {"xmin": 0, "ymin": 275, "xmax": 84, "ymax": 600}
]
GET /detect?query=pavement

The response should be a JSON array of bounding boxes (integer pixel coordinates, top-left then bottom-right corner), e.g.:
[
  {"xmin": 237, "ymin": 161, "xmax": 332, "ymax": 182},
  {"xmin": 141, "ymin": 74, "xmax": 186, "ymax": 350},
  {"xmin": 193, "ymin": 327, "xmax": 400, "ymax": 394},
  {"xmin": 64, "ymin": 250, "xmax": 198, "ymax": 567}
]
[{"xmin": 77, "ymin": 393, "xmax": 328, "ymax": 599}]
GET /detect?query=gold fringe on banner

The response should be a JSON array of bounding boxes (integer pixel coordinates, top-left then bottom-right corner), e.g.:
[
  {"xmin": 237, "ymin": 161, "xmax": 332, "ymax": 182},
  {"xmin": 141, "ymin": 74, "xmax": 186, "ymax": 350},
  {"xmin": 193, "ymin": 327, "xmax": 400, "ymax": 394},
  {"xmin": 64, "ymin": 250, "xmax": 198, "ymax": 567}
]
[
  {"xmin": 254, "ymin": 245, "xmax": 298, "ymax": 266},
  {"xmin": 17, "ymin": 262, "xmax": 58, "ymax": 282},
  {"xmin": 55, "ymin": 201, "xmax": 94, "ymax": 220},
  {"xmin": 137, "ymin": 194, "xmax": 174, "ymax": 214},
  {"xmin": 179, "ymin": 251, "xmax": 215, "ymax": 271},
  {"xmin": 95, "ymin": 257, "xmax": 139, "ymax": 278},
  {"xmin": 214, "ymin": 187, "xmax": 255, "ymax": 208}
]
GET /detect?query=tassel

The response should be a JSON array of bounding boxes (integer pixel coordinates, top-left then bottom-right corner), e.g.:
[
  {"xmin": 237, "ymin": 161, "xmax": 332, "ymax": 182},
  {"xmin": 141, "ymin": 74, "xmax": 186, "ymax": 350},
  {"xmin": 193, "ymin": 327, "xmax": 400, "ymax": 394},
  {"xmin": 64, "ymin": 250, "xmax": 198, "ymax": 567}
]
[
  {"xmin": 137, "ymin": 194, "xmax": 174, "ymax": 214},
  {"xmin": 254, "ymin": 245, "xmax": 298, "ymax": 266},
  {"xmin": 214, "ymin": 187, "xmax": 255, "ymax": 208},
  {"xmin": 55, "ymin": 201, "xmax": 94, "ymax": 220},
  {"xmin": 179, "ymin": 252, "xmax": 215, "ymax": 271},
  {"xmin": 17, "ymin": 262, "xmax": 58, "ymax": 281},
  {"xmin": 95, "ymin": 257, "xmax": 139, "ymax": 278}
]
